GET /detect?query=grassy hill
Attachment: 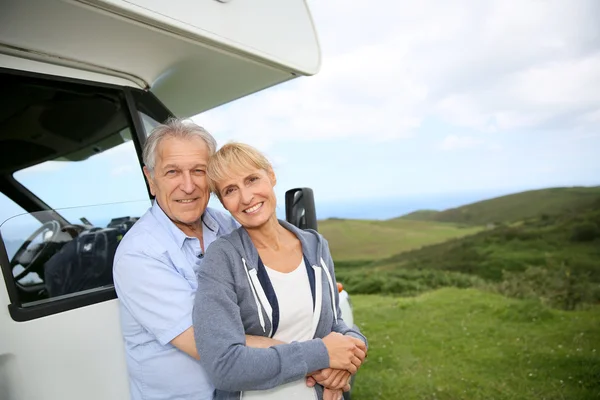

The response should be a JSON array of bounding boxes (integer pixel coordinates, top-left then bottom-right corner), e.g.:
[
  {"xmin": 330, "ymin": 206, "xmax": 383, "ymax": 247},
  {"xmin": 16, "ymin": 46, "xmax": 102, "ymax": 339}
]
[
  {"xmin": 336, "ymin": 195, "xmax": 600, "ymax": 310},
  {"xmin": 317, "ymin": 218, "xmax": 481, "ymax": 262},
  {"xmin": 398, "ymin": 209, "xmax": 439, "ymax": 221},
  {"xmin": 351, "ymin": 289, "xmax": 600, "ymax": 400},
  {"xmin": 397, "ymin": 186, "xmax": 600, "ymax": 225}
]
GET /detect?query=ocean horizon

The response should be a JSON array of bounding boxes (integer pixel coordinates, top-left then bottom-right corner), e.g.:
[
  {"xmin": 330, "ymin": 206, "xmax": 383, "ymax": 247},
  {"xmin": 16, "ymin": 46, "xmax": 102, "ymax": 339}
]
[{"xmin": 312, "ymin": 189, "xmax": 510, "ymax": 220}]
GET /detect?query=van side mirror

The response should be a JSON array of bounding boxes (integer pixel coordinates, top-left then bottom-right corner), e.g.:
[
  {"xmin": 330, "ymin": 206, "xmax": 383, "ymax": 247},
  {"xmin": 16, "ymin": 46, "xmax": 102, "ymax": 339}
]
[{"xmin": 285, "ymin": 188, "xmax": 318, "ymax": 231}]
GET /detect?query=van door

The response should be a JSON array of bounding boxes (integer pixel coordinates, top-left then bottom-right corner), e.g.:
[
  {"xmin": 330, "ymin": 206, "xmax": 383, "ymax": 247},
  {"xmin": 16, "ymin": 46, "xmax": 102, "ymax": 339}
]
[{"xmin": 0, "ymin": 69, "xmax": 167, "ymax": 399}]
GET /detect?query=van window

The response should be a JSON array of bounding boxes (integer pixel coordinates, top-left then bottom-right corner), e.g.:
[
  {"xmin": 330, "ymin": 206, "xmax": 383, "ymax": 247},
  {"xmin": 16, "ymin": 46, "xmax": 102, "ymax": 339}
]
[
  {"xmin": 139, "ymin": 112, "xmax": 162, "ymax": 136},
  {"xmin": 0, "ymin": 71, "xmax": 155, "ymax": 320},
  {"xmin": 13, "ymin": 129, "xmax": 149, "ymax": 210}
]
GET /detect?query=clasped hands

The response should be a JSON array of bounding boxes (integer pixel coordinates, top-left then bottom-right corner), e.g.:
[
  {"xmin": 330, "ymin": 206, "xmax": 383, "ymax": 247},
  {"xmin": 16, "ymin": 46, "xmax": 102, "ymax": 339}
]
[{"xmin": 307, "ymin": 332, "xmax": 367, "ymax": 400}]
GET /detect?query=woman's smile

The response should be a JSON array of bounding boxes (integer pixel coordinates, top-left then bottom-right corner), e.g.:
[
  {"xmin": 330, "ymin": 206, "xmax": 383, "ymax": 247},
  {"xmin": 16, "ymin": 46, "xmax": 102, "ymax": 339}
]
[{"xmin": 243, "ymin": 202, "xmax": 264, "ymax": 214}]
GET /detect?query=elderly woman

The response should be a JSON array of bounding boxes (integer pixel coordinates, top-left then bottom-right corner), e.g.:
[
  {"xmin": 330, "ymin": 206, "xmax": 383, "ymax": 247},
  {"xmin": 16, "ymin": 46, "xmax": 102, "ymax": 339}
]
[{"xmin": 192, "ymin": 143, "xmax": 368, "ymax": 400}]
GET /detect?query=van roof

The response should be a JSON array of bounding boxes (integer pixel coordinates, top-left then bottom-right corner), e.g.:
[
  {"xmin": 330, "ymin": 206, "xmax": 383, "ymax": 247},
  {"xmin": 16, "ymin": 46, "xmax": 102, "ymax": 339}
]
[{"xmin": 1, "ymin": 0, "xmax": 321, "ymax": 117}]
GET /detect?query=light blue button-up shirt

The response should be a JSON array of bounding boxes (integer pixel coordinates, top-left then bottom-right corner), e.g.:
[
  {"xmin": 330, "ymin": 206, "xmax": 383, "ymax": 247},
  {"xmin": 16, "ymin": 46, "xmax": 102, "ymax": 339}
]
[{"xmin": 113, "ymin": 201, "xmax": 238, "ymax": 400}]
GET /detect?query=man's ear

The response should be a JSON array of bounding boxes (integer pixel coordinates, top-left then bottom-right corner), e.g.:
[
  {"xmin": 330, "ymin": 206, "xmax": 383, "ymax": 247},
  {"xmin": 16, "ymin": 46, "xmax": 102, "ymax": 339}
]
[
  {"xmin": 143, "ymin": 166, "xmax": 156, "ymax": 196},
  {"xmin": 267, "ymin": 168, "xmax": 277, "ymax": 186}
]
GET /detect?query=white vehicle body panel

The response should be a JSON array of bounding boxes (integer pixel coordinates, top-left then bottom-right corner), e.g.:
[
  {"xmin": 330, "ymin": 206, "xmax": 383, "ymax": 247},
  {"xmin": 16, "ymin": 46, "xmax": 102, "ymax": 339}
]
[
  {"xmin": 338, "ymin": 290, "xmax": 354, "ymax": 328},
  {"xmin": 90, "ymin": 0, "xmax": 321, "ymax": 73},
  {"xmin": 0, "ymin": 297, "xmax": 129, "ymax": 400}
]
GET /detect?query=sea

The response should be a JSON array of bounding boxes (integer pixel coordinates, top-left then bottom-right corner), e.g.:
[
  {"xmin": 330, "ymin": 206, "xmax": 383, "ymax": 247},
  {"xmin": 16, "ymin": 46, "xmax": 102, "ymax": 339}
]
[{"xmin": 295, "ymin": 189, "xmax": 513, "ymax": 221}]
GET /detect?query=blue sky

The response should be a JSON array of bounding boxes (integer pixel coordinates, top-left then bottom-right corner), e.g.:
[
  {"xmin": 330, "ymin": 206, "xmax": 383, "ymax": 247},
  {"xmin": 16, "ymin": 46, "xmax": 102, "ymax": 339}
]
[{"xmin": 2, "ymin": 0, "xmax": 600, "ymax": 239}]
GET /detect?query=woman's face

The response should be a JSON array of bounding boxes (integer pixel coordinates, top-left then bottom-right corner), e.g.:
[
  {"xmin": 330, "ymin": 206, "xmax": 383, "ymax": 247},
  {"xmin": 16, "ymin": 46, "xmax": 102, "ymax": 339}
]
[{"xmin": 216, "ymin": 166, "xmax": 277, "ymax": 229}]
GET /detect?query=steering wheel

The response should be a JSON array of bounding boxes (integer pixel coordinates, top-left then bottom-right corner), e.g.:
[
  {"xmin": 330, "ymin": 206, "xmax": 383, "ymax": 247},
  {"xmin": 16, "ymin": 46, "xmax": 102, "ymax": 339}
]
[{"xmin": 11, "ymin": 220, "xmax": 61, "ymax": 282}]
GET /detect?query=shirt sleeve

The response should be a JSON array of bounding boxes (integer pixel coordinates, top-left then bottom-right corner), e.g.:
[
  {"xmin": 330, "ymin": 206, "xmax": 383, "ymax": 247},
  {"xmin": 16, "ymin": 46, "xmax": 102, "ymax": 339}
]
[{"xmin": 113, "ymin": 236, "xmax": 194, "ymax": 346}]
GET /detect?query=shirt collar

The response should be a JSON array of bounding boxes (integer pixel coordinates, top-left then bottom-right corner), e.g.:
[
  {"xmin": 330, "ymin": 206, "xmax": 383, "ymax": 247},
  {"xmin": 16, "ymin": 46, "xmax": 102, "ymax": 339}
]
[
  {"xmin": 201, "ymin": 208, "xmax": 220, "ymax": 235},
  {"xmin": 150, "ymin": 200, "xmax": 219, "ymax": 249}
]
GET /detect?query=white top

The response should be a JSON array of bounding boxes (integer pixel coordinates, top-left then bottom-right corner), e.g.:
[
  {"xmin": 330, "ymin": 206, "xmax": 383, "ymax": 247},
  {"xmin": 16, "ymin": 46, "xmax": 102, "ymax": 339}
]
[{"xmin": 242, "ymin": 258, "xmax": 317, "ymax": 400}]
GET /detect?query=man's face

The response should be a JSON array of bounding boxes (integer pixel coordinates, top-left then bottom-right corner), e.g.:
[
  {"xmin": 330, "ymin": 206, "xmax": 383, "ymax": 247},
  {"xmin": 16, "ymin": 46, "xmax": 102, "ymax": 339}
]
[{"xmin": 143, "ymin": 136, "xmax": 210, "ymax": 231}]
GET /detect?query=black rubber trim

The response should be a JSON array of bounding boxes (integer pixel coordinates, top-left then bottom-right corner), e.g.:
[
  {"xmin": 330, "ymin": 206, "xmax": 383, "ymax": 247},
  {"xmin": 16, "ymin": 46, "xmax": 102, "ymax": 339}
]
[
  {"xmin": 123, "ymin": 87, "xmax": 174, "ymax": 200},
  {"xmin": 128, "ymin": 88, "xmax": 173, "ymax": 125},
  {"xmin": 0, "ymin": 230, "xmax": 20, "ymax": 306},
  {"xmin": 8, "ymin": 287, "xmax": 117, "ymax": 322},
  {"xmin": 123, "ymin": 87, "xmax": 153, "ymax": 199},
  {"xmin": 0, "ymin": 66, "xmax": 125, "ymax": 90}
]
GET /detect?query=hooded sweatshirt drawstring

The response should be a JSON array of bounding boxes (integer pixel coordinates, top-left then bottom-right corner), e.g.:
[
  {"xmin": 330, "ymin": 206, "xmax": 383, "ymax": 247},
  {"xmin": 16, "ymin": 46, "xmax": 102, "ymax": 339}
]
[
  {"xmin": 248, "ymin": 267, "xmax": 274, "ymax": 337},
  {"xmin": 242, "ymin": 258, "xmax": 266, "ymax": 333},
  {"xmin": 320, "ymin": 258, "xmax": 338, "ymax": 323},
  {"xmin": 310, "ymin": 265, "xmax": 323, "ymax": 338}
]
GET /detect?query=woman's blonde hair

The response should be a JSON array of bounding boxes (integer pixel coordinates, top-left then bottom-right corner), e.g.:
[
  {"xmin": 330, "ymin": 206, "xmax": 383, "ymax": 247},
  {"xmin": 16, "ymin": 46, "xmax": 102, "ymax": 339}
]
[{"xmin": 208, "ymin": 142, "xmax": 273, "ymax": 199}]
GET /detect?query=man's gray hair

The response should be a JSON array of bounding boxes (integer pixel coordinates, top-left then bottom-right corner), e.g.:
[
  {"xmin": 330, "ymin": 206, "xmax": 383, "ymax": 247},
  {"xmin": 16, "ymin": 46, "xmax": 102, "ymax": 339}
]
[{"xmin": 142, "ymin": 118, "xmax": 217, "ymax": 175}]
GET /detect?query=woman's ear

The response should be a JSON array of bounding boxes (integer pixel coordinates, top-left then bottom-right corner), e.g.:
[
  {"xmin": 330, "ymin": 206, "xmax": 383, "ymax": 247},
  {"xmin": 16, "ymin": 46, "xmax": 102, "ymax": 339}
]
[{"xmin": 267, "ymin": 168, "xmax": 277, "ymax": 186}]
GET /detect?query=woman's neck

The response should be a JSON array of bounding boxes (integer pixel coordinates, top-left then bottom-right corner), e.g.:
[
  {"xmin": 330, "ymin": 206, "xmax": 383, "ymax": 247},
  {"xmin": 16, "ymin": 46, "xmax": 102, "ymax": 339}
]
[{"xmin": 246, "ymin": 215, "xmax": 285, "ymax": 251}]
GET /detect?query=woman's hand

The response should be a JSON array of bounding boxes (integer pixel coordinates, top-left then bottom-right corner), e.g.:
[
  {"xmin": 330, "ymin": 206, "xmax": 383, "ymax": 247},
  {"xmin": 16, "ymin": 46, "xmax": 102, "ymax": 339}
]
[{"xmin": 322, "ymin": 332, "xmax": 366, "ymax": 374}]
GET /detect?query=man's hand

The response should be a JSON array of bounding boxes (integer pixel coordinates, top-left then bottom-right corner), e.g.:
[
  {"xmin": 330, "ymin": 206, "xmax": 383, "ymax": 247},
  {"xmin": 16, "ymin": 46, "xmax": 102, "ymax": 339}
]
[
  {"xmin": 323, "ymin": 387, "xmax": 345, "ymax": 400},
  {"xmin": 310, "ymin": 368, "xmax": 350, "ymax": 390}
]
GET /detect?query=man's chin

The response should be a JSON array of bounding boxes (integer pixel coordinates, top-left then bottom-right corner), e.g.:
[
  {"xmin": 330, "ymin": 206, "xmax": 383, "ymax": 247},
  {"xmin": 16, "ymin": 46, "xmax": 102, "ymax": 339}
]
[{"xmin": 173, "ymin": 211, "xmax": 203, "ymax": 225}]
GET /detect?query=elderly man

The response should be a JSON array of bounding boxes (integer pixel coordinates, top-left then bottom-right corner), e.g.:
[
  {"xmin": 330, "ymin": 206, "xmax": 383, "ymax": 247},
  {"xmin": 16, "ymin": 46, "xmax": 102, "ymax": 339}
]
[{"xmin": 113, "ymin": 118, "xmax": 241, "ymax": 400}]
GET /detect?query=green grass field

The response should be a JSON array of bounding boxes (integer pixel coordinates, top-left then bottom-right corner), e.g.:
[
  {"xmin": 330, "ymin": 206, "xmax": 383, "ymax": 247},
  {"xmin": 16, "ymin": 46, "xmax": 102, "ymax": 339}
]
[
  {"xmin": 318, "ymin": 219, "xmax": 481, "ymax": 261},
  {"xmin": 324, "ymin": 187, "xmax": 600, "ymax": 399},
  {"xmin": 350, "ymin": 289, "xmax": 600, "ymax": 400}
]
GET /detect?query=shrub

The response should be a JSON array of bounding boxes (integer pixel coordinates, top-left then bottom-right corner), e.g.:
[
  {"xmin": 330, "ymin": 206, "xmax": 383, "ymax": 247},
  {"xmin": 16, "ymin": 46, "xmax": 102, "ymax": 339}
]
[
  {"xmin": 493, "ymin": 265, "xmax": 599, "ymax": 310},
  {"xmin": 540, "ymin": 213, "xmax": 550, "ymax": 221},
  {"xmin": 338, "ymin": 272, "xmax": 387, "ymax": 295},
  {"xmin": 494, "ymin": 299, "xmax": 555, "ymax": 323},
  {"xmin": 341, "ymin": 269, "xmax": 486, "ymax": 296},
  {"xmin": 571, "ymin": 221, "xmax": 600, "ymax": 242}
]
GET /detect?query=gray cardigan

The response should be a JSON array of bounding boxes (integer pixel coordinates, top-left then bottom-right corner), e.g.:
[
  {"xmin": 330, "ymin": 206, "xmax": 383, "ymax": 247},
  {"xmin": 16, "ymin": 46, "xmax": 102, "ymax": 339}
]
[{"xmin": 192, "ymin": 220, "xmax": 367, "ymax": 400}]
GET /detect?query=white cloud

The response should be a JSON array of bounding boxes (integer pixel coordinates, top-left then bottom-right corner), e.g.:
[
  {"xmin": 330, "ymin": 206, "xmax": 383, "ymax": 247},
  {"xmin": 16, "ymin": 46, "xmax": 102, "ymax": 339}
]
[{"xmin": 196, "ymin": 0, "xmax": 600, "ymax": 145}]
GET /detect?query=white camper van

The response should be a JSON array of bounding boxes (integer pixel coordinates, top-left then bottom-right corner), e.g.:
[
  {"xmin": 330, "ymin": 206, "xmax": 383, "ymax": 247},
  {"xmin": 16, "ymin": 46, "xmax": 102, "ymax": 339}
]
[{"xmin": 0, "ymin": 1, "xmax": 355, "ymax": 399}]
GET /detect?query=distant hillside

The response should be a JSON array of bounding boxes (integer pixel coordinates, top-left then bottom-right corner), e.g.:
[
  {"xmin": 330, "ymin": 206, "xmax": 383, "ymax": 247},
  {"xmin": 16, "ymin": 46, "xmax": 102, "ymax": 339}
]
[
  {"xmin": 335, "ymin": 196, "xmax": 600, "ymax": 309},
  {"xmin": 381, "ymin": 195, "xmax": 600, "ymax": 279},
  {"xmin": 396, "ymin": 186, "xmax": 600, "ymax": 225},
  {"xmin": 318, "ymin": 218, "xmax": 481, "ymax": 262},
  {"xmin": 398, "ymin": 209, "xmax": 439, "ymax": 221}
]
